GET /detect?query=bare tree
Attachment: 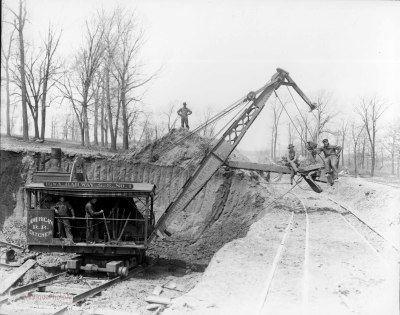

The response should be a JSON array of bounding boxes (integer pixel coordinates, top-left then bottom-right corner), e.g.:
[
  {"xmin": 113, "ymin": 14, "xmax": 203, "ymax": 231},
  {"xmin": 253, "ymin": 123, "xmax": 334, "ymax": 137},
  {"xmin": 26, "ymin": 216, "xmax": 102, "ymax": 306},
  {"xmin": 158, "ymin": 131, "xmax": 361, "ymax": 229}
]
[
  {"xmin": 350, "ymin": 122, "xmax": 364, "ymax": 177},
  {"xmin": 92, "ymin": 72, "xmax": 103, "ymax": 146},
  {"xmin": 24, "ymin": 49, "xmax": 43, "ymax": 138},
  {"xmin": 201, "ymin": 107, "xmax": 217, "ymax": 138},
  {"xmin": 357, "ymin": 97, "xmax": 386, "ymax": 176},
  {"xmin": 137, "ymin": 112, "xmax": 155, "ymax": 146},
  {"xmin": 110, "ymin": 9, "xmax": 155, "ymax": 150},
  {"xmin": 339, "ymin": 120, "xmax": 348, "ymax": 167},
  {"xmin": 270, "ymin": 99, "xmax": 284, "ymax": 161},
  {"xmin": 163, "ymin": 102, "xmax": 178, "ymax": 132},
  {"xmin": 9, "ymin": 0, "xmax": 29, "ymax": 140},
  {"xmin": 1, "ymin": 21, "xmax": 16, "ymax": 136},
  {"xmin": 40, "ymin": 25, "xmax": 62, "ymax": 140},
  {"xmin": 360, "ymin": 131, "xmax": 367, "ymax": 169},
  {"xmin": 72, "ymin": 19, "xmax": 105, "ymax": 147},
  {"xmin": 294, "ymin": 115, "xmax": 310, "ymax": 156},
  {"xmin": 383, "ymin": 119, "xmax": 400, "ymax": 175},
  {"xmin": 310, "ymin": 91, "xmax": 336, "ymax": 142},
  {"xmin": 288, "ymin": 123, "xmax": 293, "ymax": 145},
  {"xmin": 101, "ymin": 10, "xmax": 121, "ymax": 151},
  {"xmin": 59, "ymin": 75, "xmax": 85, "ymax": 145}
]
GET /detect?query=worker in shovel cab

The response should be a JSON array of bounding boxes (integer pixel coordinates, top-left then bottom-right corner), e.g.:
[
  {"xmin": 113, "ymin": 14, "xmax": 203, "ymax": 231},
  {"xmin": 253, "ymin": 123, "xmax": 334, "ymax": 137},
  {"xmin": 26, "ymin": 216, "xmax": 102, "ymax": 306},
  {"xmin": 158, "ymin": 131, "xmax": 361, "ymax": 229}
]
[
  {"xmin": 85, "ymin": 198, "xmax": 104, "ymax": 243},
  {"xmin": 52, "ymin": 196, "xmax": 75, "ymax": 241},
  {"xmin": 177, "ymin": 102, "xmax": 192, "ymax": 129},
  {"xmin": 287, "ymin": 144, "xmax": 300, "ymax": 185},
  {"xmin": 316, "ymin": 139, "xmax": 342, "ymax": 181}
]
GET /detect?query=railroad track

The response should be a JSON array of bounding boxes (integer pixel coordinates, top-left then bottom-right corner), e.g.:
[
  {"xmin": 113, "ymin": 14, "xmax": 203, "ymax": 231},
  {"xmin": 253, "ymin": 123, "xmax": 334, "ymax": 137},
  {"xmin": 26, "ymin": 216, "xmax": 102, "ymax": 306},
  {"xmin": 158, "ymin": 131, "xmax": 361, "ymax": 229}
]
[
  {"xmin": 327, "ymin": 197, "xmax": 399, "ymax": 254},
  {"xmin": 0, "ymin": 264, "xmax": 150, "ymax": 315},
  {"xmin": 258, "ymin": 193, "xmax": 309, "ymax": 315},
  {"xmin": 258, "ymin": 191, "xmax": 398, "ymax": 315}
]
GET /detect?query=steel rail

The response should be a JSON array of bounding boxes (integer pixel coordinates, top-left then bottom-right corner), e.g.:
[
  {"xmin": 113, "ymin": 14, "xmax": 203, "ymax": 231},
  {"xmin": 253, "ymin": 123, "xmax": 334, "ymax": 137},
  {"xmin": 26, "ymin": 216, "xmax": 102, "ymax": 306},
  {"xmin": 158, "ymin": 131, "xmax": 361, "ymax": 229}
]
[
  {"xmin": 327, "ymin": 197, "xmax": 399, "ymax": 252},
  {"xmin": 337, "ymin": 212, "xmax": 388, "ymax": 265},
  {"xmin": 258, "ymin": 211, "xmax": 295, "ymax": 315},
  {"xmin": 9, "ymin": 272, "xmax": 67, "ymax": 295},
  {"xmin": 290, "ymin": 192, "xmax": 310, "ymax": 315},
  {"xmin": 52, "ymin": 264, "xmax": 152, "ymax": 315}
]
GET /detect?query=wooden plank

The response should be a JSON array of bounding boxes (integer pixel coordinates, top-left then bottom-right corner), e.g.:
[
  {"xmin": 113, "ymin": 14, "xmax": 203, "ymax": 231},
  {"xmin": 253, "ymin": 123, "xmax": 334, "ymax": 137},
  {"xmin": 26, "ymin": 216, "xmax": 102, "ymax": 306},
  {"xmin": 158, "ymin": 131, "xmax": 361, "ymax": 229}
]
[
  {"xmin": 0, "ymin": 240, "xmax": 23, "ymax": 250},
  {"xmin": 152, "ymin": 285, "xmax": 163, "ymax": 296},
  {"xmin": 145, "ymin": 296, "xmax": 171, "ymax": 305},
  {"xmin": 226, "ymin": 161, "xmax": 292, "ymax": 174},
  {"xmin": 0, "ymin": 259, "xmax": 36, "ymax": 295}
]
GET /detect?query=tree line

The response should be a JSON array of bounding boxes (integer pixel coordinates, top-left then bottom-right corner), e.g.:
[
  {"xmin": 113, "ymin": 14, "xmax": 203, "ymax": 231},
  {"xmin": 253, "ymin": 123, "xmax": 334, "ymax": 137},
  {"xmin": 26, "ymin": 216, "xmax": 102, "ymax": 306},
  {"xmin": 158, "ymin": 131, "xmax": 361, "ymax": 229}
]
[
  {"xmin": 1, "ymin": 1, "xmax": 161, "ymax": 150},
  {"xmin": 2, "ymin": 1, "xmax": 399, "ymax": 178},
  {"xmin": 269, "ymin": 91, "xmax": 400, "ymax": 178}
]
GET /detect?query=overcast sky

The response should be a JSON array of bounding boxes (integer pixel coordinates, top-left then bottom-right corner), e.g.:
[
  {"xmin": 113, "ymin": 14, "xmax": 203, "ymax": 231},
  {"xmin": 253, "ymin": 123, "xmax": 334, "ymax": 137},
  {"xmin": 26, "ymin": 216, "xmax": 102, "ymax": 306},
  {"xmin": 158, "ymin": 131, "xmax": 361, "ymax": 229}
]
[{"xmin": 2, "ymin": 0, "xmax": 399, "ymax": 151}]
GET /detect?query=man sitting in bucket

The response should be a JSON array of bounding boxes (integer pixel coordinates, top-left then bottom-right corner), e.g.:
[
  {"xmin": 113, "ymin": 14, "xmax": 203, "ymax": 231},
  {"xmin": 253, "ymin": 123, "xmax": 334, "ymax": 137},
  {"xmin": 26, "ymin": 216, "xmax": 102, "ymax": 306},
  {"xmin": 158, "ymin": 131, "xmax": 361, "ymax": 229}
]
[{"xmin": 316, "ymin": 138, "xmax": 342, "ymax": 182}]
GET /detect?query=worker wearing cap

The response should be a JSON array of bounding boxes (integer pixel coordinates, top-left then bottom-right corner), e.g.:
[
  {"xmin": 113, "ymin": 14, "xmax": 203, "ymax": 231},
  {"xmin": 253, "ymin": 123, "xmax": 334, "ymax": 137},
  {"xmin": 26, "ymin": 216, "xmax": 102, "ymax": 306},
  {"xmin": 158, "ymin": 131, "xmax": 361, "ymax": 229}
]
[
  {"xmin": 306, "ymin": 141, "xmax": 318, "ymax": 160},
  {"xmin": 316, "ymin": 139, "xmax": 342, "ymax": 179},
  {"xmin": 287, "ymin": 144, "xmax": 299, "ymax": 184},
  {"xmin": 177, "ymin": 102, "xmax": 192, "ymax": 129},
  {"xmin": 52, "ymin": 196, "xmax": 75, "ymax": 240},
  {"xmin": 85, "ymin": 198, "xmax": 104, "ymax": 243}
]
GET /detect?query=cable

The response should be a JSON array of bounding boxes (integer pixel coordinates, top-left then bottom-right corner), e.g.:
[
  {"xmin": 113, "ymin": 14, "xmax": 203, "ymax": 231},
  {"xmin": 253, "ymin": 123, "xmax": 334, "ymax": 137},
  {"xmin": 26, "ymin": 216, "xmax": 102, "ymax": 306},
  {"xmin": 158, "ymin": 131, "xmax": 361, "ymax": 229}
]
[
  {"xmin": 153, "ymin": 98, "xmax": 248, "ymax": 159},
  {"xmin": 286, "ymin": 86, "xmax": 314, "ymax": 141},
  {"xmin": 154, "ymin": 100, "xmax": 249, "ymax": 199},
  {"xmin": 162, "ymin": 100, "xmax": 249, "ymax": 202},
  {"xmin": 274, "ymin": 90, "xmax": 307, "ymax": 146}
]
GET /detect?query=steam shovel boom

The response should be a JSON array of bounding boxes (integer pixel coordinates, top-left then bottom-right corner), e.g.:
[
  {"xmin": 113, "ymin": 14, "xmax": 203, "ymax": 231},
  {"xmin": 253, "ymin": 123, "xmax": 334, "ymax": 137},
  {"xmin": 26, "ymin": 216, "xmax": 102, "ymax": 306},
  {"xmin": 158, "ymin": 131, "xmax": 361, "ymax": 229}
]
[{"xmin": 149, "ymin": 68, "xmax": 317, "ymax": 243}]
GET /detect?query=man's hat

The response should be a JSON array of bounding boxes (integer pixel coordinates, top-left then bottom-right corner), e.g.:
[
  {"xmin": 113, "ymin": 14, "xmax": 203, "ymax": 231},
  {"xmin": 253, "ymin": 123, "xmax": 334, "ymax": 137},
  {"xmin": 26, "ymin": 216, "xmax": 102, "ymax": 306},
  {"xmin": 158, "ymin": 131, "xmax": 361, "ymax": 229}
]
[
  {"xmin": 288, "ymin": 144, "xmax": 294, "ymax": 149},
  {"xmin": 322, "ymin": 139, "xmax": 329, "ymax": 143},
  {"xmin": 183, "ymin": 102, "xmax": 187, "ymax": 105}
]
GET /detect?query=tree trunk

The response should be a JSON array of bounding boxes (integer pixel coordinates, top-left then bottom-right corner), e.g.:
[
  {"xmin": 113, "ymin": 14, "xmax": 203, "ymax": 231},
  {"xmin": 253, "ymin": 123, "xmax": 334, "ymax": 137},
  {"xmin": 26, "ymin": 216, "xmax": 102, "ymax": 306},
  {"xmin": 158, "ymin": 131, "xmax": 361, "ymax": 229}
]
[
  {"xmin": 33, "ymin": 116, "xmax": 40, "ymax": 138},
  {"xmin": 105, "ymin": 69, "xmax": 116, "ymax": 150},
  {"xmin": 371, "ymin": 148, "xmax": 375, "ymax": 177},
  {"xmin": 17, "ymin": 3, "xmax": 29, "ymax": 141},
  {"xmin": 82, "ymin": 103, "xmax": 90, "ymax": 147},
  {"xmin": 121, "ymin": 82, "xmax": 129, "ymax": 150},
  {"xmin": 105, "ymin": 121, "xmax": 109, "ymax": 146},
  {"xmin": 94, "ymin": 96, "xmax": 99, "ymax": 146},
  {"xmin": 80, "ymin": 127, "xmax": 85, "ymax": 146},
  {"xmin": 273, "ymin": 126, "xmax": 278, "ymax": 162},
  {"xmin": 40, "ymin": 70, "xmax": 49, "ymax": 140},
  {"xmin": 5, "ymin": 62, "xmax": 11, "ymax": 136},
  {"xmin": 391, "ymin": 150, "xmax": 395, "ymax": 175},
  {"xmin": 100, "ymin": 87, "xmax": 105, "ymax": 146},
  {"xmin": 353, "ymin": 144, "xmax": 358, "ymax": 178},
  {"xmin": 270, "ymin": 126, "xmax": 274, "ymax": 160},
  {"xmin": 361, "ymin": 137, "xmax": 366, "ymax": 169}
]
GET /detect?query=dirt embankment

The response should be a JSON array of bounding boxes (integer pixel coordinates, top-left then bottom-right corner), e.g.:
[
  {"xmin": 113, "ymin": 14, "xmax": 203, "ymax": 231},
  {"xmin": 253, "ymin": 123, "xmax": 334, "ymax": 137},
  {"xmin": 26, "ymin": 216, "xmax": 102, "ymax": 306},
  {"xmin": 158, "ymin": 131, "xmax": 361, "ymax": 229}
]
[{"xmin": 0, "ymin": 151, "xmax": 30, "ymax": 226}]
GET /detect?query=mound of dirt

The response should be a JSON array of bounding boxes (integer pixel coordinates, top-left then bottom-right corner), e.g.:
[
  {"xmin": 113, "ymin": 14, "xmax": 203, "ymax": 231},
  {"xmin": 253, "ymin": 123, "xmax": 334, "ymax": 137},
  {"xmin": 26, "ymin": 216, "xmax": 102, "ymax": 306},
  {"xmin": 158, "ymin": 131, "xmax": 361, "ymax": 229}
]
[
  {"xmin": 120, "ymin": 129, "xmax": 210, "ymax": 167},
  {"xmin": 1, "ymin": 216, "xmax": 26, "ymax": 247},
  {"xmin": 36, "ymin": 253, "xmax": 76, "ymax": 268},
  {"xmin": 20, "ymin": 265, "xmax": 49, "ymax": 285},
  {"xmin": 119, "ymin": 128, "xmax": 248, "ymax": 167}
]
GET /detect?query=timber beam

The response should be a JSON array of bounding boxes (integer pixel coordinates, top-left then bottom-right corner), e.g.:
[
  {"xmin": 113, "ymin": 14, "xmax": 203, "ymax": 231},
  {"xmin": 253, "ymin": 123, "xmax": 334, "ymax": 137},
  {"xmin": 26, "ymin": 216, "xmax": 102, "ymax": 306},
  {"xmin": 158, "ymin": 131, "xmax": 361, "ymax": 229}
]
[{"xmin": 226, "ymin": 161, "xmax": 292, "ymax": 174}]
